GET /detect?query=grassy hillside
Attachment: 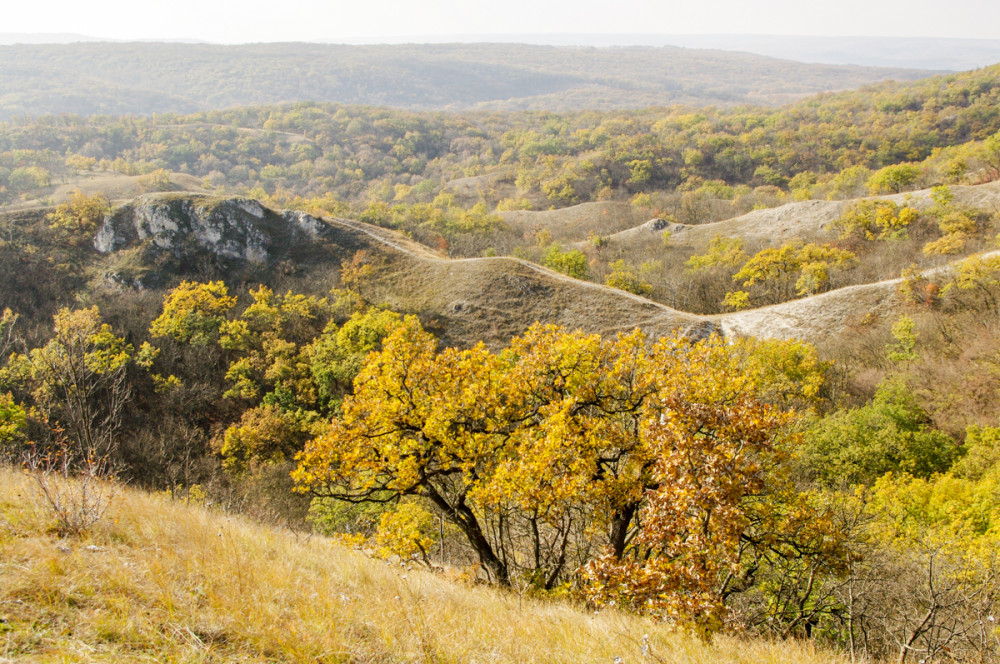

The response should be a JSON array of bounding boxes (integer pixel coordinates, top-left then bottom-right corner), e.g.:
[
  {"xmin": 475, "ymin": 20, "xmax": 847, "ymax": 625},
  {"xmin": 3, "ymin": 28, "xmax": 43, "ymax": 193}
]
[
  {"xmin": 0, "ymin": 468, "xmax": 849, "ymax": 663},
  {"xmin": 0, "ymin": 194, "xmax": 700, "ymax": 351}
]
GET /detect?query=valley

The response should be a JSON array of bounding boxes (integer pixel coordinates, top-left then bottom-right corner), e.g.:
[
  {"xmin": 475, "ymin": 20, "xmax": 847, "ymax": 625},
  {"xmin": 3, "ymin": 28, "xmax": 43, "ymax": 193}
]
[{"xmin": 3, "ymin": 43, "xmax": 1000, "ymax": 663}]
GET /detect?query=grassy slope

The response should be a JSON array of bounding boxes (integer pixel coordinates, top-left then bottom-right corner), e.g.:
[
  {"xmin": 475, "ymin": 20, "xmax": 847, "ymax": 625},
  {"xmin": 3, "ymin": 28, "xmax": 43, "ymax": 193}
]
[
  {"xmin": 0, "ymin": 195, "xmax": 702, "ymax": 350},
  {"xmin": 340, "ymin": 226, "xmax": 701, "ymax": 347},
  {"xmin": 0, "ymin": 469, "xmax": 849, "ymax": 663}
]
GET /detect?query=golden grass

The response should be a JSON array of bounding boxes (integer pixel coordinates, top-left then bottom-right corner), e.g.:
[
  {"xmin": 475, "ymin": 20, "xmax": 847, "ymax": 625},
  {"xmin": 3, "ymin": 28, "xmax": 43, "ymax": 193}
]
[{"xmin": 0, "ymin": 468, "xmax": 850, "ymax": 663}]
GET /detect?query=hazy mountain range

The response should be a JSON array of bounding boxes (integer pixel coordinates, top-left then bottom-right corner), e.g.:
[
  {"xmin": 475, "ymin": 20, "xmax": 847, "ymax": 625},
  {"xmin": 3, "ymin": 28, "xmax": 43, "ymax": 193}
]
[
  {"xmin": 0, "ymin": 41, "xmax": 934, "ymax": 119},
  {"xmin": 3, "ymin": 33, "xmax": 999, "ymax": 70}
]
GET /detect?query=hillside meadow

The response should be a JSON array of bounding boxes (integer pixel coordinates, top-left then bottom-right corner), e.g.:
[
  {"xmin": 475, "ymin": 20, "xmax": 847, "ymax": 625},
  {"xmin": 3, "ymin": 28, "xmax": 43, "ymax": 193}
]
[{"xmin": 0, "ymin": 468, "xmax": 849, "ymax": 664}]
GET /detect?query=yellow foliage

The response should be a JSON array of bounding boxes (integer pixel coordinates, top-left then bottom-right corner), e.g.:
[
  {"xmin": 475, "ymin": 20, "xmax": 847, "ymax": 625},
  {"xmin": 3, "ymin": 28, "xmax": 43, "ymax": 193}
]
[
  {"xmin": 604, "ymin": 260, "xmax": 652, "ymax": 295},
  {"xmin": 924, "ymin": 231, "xmax": 969, "ymax": 255},
  {"xmin": 150, "ymin": 280, "xmax": 236, "ymax": 345},
  {"xmin": 294, "ymin": 320, "xmax": 838, "ymax": 631},
  {"xmin": 722, "ymin": 290, "xmax": 750, "ymax": 310},
  {"xmin": 375, "ymin": 502, "xmax": 438, "ymax": 563},
  {"xmin": 832, "ymin": 199, "xmax": 917, "ymax": 241},
  {"xmin": 686, "ymin": 234, "xmax": 747, "ymax": 271},
  {"xmin": 47, "ymin": 189, "xmax": 111, "ymax": 237}
]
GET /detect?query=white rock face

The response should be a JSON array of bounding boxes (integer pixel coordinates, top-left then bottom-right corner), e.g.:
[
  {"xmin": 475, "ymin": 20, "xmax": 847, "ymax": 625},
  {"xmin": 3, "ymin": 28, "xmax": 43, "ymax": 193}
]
[
  {"xmin": 93, "ymin": 219, "xmax": 121, "ymax": 254},
  {"xmin": 283, "ymin": 210, "xmax": 325, "ymax": 239},
  {"xmin": 94, "ymin": 195, "xmax": 326, "ymax": 265}
]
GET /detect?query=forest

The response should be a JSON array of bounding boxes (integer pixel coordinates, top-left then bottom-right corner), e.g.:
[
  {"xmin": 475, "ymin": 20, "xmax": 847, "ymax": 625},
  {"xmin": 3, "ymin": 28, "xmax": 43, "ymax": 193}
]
[
  {"xmin": 0, "ymin": 41, "xmax": 935, "ymax": 119},
  {"xmin": 2, "ymin": 57, "xmax": 1000, "ymax": 663}
]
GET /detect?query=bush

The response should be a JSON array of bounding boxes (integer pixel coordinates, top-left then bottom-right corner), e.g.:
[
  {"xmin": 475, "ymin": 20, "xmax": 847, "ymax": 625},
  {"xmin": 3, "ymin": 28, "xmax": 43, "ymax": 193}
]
[
  {"xmin": 799, "ymin": 380, "xmax": 961, "ymax": 487},
  {"xmin": 542, "ymin": 244, "xmax": 589, "ymax": 279}
]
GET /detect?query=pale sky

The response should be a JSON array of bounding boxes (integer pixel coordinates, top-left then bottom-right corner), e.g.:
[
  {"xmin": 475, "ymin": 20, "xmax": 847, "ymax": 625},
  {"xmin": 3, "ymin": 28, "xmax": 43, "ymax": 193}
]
[{"xmin": 6, "ymin": 0, "xmax": 1000, "ymax": 43}]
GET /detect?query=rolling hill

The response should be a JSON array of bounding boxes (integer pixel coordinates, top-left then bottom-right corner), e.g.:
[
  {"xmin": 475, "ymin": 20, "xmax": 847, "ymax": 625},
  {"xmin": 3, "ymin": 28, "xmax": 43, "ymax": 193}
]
[{"xmin": 9, "ymin": 188, "xmax": 997, "ymax": 350}]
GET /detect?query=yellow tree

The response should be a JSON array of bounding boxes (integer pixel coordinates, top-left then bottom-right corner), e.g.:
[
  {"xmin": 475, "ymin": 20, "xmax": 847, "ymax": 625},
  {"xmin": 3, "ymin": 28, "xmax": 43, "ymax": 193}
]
[
  {"xmin": 47, "ymin": 190, "xmax": 111, "ymax": 241},
  {"xmin": 7, "ymin": 307, "xmax": 136, "ymax": 458},
  {"xmin": 295, "ymin": 319, "xmax": 840, "ymax": 626},
  {"xmin": 832, "ymin": 199, "xmax": 918, "ymax": 241},
  {"xmin": 150, "ymin": 280, "xmax": 236, "ymax": 345},
  {"xmin": 295, "ymin": 317, "xmax": 518, "ymax": 583},
  {"xmin": 727, "ymin": 241, "xmax": 856, "ymax": 308}
]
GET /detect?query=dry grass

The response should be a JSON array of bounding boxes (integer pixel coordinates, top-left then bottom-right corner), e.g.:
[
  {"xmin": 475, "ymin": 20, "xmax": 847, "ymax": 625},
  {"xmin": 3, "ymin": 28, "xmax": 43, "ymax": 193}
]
[
  {"xmin": 6, "ymin": 172, "xmax": 211, "ymax": 212},
  {"xmin": 0, "ymin": 468, "xmax": 851, "ymax": 664}
]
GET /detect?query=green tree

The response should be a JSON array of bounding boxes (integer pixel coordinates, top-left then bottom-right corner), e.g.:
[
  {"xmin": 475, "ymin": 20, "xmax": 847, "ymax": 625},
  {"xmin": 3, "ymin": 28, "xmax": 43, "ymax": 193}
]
[
  {"xmin": 799, "ymin": 380, "xmax": 960, "ymax": 487},
  {"xmin": 542, "ymin": 244, "xmax": 589, "ymax": 279},
  {"xmin": 866, "ymin": 163, "xmax": 921, "ymax": 194}
]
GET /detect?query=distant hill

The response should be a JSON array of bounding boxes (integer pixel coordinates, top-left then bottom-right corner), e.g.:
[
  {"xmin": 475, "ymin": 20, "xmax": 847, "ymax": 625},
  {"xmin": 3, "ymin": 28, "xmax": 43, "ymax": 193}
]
[
  {"xmin": 0, "ymin": 32, "xmax": 103, "ymax": 44},
  {"xmin": 608, "ymin": 35, "xmax": 1000, "ymax": 71},
  {"xmin": 384, "ymin": 34, "xmax": 1000, "ymax": 71},
  {"xmin": 0, "ymin": 42, "xmax": 936, "ymax": 119}
]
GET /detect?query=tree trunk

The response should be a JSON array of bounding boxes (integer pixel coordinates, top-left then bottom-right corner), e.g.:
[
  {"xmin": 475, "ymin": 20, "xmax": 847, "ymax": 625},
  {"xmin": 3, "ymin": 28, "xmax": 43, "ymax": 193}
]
[
  {"xmin": 423, "ymin": 487, "xmax": 509, "ymax": 585},
  {"xmin": 609, "ymin": 503, "xmax": 638, "ymax": 558}
]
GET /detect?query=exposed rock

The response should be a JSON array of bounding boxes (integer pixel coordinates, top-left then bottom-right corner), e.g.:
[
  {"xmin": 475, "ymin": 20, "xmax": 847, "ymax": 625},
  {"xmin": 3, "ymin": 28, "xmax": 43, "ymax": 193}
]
[
  {"xmin": 94, "ymin": 194, "xmax": 326, "ymax": 264},
  {"xmin": 102, "ymin": 270, "xmax": 154, "ymax": 292},
  {"xmin": 283, "ymin": 209, "xmax": 326, "ymax": 239}
]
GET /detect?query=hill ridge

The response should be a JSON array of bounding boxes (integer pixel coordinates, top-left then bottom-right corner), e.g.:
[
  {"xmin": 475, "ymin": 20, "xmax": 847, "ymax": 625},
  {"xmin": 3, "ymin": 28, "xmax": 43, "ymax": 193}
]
[{"xmin": 0, "ymin": 41, "xmax": 936, "ymax": 119}]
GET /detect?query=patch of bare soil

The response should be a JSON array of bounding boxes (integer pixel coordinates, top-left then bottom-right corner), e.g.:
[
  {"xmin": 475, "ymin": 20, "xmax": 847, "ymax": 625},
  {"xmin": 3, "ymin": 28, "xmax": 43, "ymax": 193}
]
[{"xmin": 499, "ymin": 201, "xmax": 648, "ymax": 243}]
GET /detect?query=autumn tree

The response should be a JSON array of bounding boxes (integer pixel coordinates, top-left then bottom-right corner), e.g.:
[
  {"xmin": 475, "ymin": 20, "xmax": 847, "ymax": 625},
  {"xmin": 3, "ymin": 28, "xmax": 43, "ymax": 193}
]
[
  {"xmin": 726, "ymin": 241, "xmax": 856, "ymax": 308},
  {"xmin": 604, "ymin": 259, "xmax": 652, "ymax": 295},
  {"xmin": 943, "ymin": 254, "xmax": 1000, "ymax": 313},
  {"xmin": 150, "ymin": 280, "xmax": 236, "ymax": 345},
  {"xmin": 4, "ymin": 307, "xmax": 139, "ymax": 459},
  {"xmin": 294, "ymin": 319, "xmax": 839, "ymax": 631},
  {"xmin": 295, "ymin": 317, "xmax": 519, "ymax": 583},
  {"xmin": 922, "ymin": 185, "xmax": 982, "ymax": 256},
  {"xmin": 46, "ymin": 189, "xmax": 111, "ymax": 241},
  {"xmin": 685, "ymin": 234, "xmax": 747, "ymax": 271},
  {"xmin": 832, "ymin": 199, "xmax": 918, "ymax": 241}
]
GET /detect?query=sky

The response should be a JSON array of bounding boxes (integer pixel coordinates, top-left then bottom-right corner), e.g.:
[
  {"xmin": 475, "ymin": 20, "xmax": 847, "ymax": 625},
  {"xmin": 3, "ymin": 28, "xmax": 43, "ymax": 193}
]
[{"xmin": 5, "ymin": 0, "xmax": 1000, "ymax": 44}]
